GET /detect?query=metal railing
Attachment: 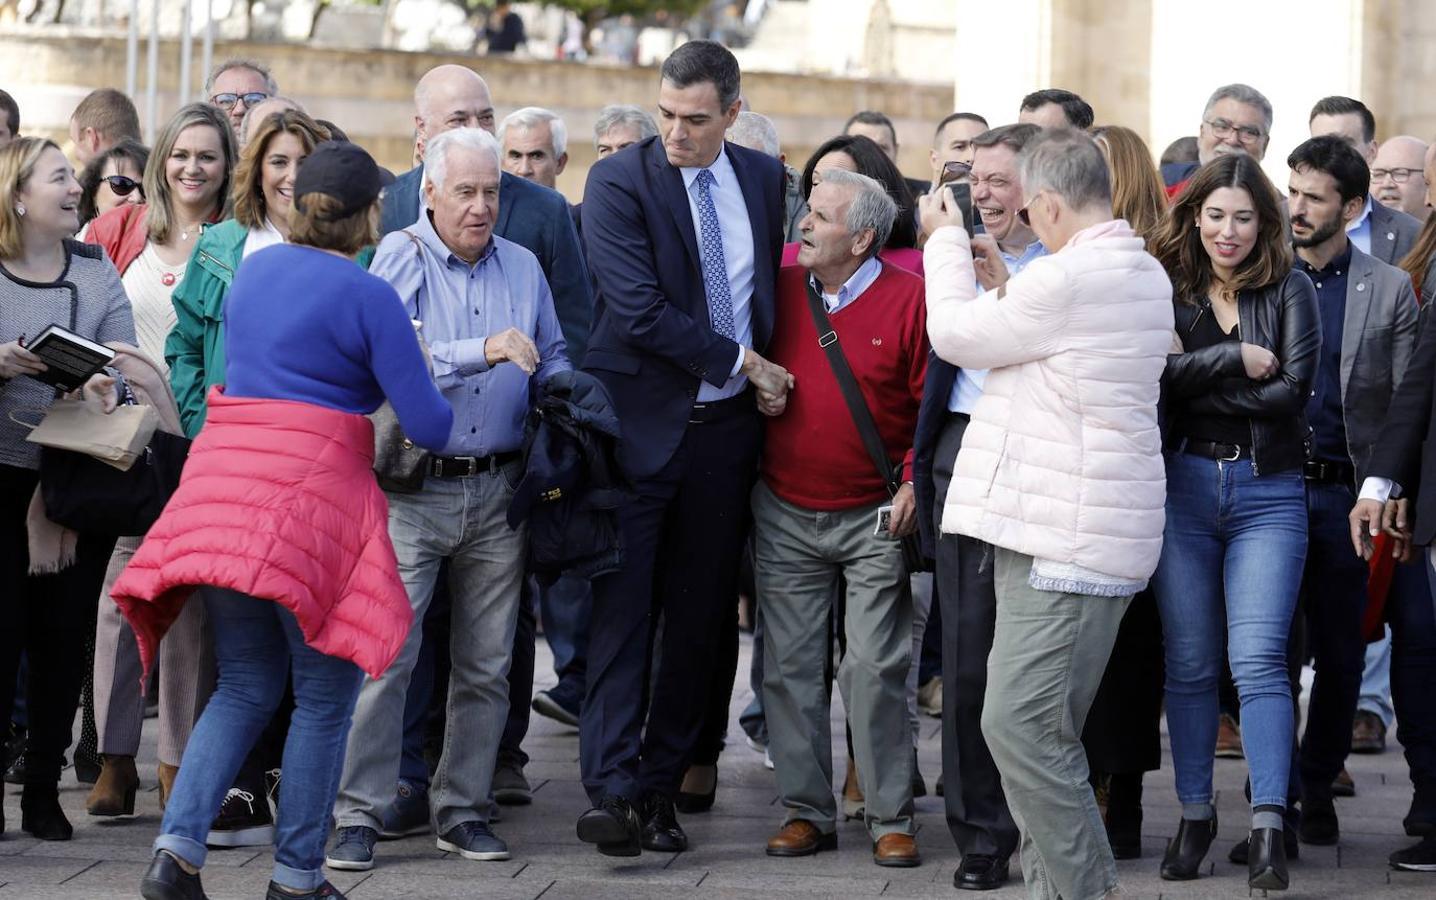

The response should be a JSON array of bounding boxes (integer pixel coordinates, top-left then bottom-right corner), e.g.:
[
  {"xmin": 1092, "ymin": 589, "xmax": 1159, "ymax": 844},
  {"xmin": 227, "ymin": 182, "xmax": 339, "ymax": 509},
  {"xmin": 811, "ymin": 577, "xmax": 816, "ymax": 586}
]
[{"xmin": 127, "ymin": 0, "xmax": 214, "ymax": 142}]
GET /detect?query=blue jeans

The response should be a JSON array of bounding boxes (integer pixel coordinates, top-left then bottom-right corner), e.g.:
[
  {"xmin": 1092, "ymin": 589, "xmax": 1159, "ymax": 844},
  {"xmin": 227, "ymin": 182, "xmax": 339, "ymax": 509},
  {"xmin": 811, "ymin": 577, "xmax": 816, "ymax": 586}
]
[
  {"xmin": 1152, "ymin": 453, "xmax": 1306, "ymax": 810},
  {"xmin": 155, "ymin": 588, "xmax": 362, "ymax": 891}
]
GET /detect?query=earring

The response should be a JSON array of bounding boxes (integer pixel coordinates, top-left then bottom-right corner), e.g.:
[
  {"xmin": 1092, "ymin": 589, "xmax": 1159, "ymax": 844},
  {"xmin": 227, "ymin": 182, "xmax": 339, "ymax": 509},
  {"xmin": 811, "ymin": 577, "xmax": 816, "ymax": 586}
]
[{"xmin": 14, "ymin": 203, "xmax": 24, "ymax": 217}]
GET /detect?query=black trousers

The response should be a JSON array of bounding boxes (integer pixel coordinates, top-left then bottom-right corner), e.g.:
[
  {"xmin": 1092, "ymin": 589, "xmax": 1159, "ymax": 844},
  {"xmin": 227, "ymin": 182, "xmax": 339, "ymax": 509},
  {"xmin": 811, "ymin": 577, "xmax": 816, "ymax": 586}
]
[
  {"xmin": 0, "ymin": 464, "xmax": 113, "ymax": 785},
  {"xmin": 1082, "ymin": 588, "xmax": 1164, "ymax": 775},
  {"xmin": 579, "ymin": 397, "xmax": 760, "ymax": 804},
  {"xmin": 932, "ymin": 414, "xmax": 1019, "ymax": 859}
]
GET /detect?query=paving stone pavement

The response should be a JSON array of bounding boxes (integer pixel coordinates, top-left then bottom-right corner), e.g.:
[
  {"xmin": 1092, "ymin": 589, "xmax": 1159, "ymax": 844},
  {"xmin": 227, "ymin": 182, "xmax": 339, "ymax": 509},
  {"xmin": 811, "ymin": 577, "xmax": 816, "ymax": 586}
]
[{"xmin": 1, "ymin": 632, "xmax": 1431, "ymax": 898}]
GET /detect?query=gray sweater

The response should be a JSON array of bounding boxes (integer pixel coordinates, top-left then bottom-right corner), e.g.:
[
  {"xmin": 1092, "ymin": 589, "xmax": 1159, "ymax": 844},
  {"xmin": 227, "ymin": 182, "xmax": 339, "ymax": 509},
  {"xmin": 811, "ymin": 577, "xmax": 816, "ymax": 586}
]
[{"xmin": 1, "ymin": 240, "xmax": 135, "ymax": 470}]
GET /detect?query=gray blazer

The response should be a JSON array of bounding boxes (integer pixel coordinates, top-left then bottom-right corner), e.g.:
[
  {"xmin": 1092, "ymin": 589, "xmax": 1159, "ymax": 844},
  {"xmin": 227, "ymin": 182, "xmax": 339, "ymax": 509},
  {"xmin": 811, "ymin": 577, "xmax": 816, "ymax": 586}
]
[
  {"xmin": 1367, "ymin": 198, "xmax": 1422, "ymax": 267},
  {"xmin": 1341, "ymin": 244, "xmax": 1420, "ymax": 481}
]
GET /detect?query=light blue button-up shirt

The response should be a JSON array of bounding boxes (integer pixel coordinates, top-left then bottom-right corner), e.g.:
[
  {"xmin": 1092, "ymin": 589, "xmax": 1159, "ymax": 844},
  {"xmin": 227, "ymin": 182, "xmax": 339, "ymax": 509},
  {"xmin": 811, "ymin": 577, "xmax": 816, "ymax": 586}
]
[
  {"xmin": 1345, "ymin": 195, "xmax": 1373, "ymax": 255},
  {"xmin": 370, "ymin": 211, "xmax": 570, "ymax": 457},
  {"xmin": 809, "ymin": 255, "xmax": 882, "ymax": 314},
  {"xmin": 680, "ymin": 148, "xmax": 755, "ymax": 401},
  {"xmin": 947, "ymin": 239, "xmax": 1047, "ymax": 413}
]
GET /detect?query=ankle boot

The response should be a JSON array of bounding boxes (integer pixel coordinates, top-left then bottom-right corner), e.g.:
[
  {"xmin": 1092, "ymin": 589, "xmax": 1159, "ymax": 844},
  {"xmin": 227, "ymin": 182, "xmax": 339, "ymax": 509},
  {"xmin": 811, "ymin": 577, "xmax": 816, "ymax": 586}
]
[
  {"xmin": 1159, "ymin": 813, "xmax": 1216, "ymax": 880},
  {"xmin": 1105, "ymin": 773, "xmax": 1144, "ymax": 860},
  {"xmin": 21, "ymin": 782, "xmax": 74, "ymax": 841},
  {"xmin": 87, "ymin": 754, "xmax": 140, "ymax": 817},
  {"xmin": 1248, "ymin": 827, "xmax": 1289, "ymax": 891},
  {"xmin": 158, "ymin": 763, "xmax": 180, "ymax": 811}
]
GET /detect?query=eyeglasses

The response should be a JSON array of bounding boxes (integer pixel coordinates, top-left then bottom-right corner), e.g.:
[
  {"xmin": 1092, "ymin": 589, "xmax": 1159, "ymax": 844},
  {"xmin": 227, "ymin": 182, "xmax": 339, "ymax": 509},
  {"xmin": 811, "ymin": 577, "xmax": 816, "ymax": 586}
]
[
  {"xmin": 1371, "ymin": 167, "xmax": 1423, "ymax": 184},
  {"xmin": 1016, "ymin": 193, "xmax": 1042, "ymax": 227},
  {"xmin": 102, "ymin": 175, "xmax": 142, "ymax": 197},
  {"xmin": 210, "ymin": 91, "xmax": 269, "ymax": 110},
  {"xmin": 1204, "ymin": 118, "xmax": 1264, "ymax": 145}
]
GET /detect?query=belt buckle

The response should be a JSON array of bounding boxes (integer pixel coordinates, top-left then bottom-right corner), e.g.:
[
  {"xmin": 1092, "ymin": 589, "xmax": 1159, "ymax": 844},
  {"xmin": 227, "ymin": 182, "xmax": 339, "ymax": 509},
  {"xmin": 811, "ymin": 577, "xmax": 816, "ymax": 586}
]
[{"xmin": 1219, "ymin": 443, "xmax": 1241, "ymax": 462}]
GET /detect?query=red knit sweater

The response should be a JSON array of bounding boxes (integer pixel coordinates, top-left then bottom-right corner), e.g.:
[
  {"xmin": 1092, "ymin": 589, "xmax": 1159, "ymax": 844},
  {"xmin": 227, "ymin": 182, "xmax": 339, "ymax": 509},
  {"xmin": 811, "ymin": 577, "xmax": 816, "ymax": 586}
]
[{"xmin": 762, "ymin": 263, "xmax": 928, "ymax": 511}]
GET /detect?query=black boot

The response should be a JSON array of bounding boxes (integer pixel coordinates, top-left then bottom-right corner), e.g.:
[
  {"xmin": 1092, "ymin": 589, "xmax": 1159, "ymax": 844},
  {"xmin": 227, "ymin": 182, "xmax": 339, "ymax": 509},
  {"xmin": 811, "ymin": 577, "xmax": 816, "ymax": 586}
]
[
  {"xmin": 1248, "ymin": 827, "xmax": 1290, "ymax": 891},
  {"xmin": 1105, "ymin": 773, "xmax": 1143, "ymax": 860},
  {"xmin": 140, "ymin": 850, "xmax": 209, "ymax": 900},
  {"xmin": 1160, "ymin": 814, "xmax": 1216, "ymax": 880},
  {"xmin": 20, "ymin": 782, "xmax": 73, "ymax": 841}
]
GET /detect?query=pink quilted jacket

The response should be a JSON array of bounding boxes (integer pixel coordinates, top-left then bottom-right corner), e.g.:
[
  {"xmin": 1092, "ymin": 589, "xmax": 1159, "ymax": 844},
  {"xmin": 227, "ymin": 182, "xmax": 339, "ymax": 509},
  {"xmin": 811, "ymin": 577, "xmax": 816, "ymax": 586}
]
[{"xmin": 111, "ymin": 387, "xmax": 412, "ymax": 679}]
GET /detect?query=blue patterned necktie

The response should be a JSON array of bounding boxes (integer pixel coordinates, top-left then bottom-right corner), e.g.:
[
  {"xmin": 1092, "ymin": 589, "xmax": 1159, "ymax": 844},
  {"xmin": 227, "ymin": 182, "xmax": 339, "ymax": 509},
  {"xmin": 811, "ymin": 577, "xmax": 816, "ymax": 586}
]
[{"xmin": 693, "ymin": 168, "xmax": 735, "ymax": 339}]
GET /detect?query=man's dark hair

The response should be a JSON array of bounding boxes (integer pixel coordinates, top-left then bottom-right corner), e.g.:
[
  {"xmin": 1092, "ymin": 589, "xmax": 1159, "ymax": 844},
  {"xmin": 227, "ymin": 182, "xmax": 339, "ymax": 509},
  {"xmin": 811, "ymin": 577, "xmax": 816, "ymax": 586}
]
[
  {"xmin": 1309, "ymin": 95, "xmax": 1376, "ymax": 144},
  {"xmin": 70, "ymin": 88, "xmax": 141, "ymax": 143},
  {"xmin": 0, "ymin": 89, "xmax": 20, "ymax": 136},
  {"xmin": 1288, "ymin": 134, "xmax": 1371, "ymax": 205},
  {"xmin": 934, "ymin": 111, "xmax": 989, "ymax": 139},
  {"xmin": 1160, "ymin": 135, "xmax": 1199, "ymax": 166},
  {"xmin": 972, "ymin": 123, "xmax": 1043, "ymax": 156},
  {"xmin": 1020, "ymin": 89, "xmax": 1094, "ymax": 129},
  {"xmin": 845, "ymin": 110, "xmax": 898, "ymax": 149},
  {"xmin": 660, "ymin": 40, "xmax": 741, "ymax": 112}
]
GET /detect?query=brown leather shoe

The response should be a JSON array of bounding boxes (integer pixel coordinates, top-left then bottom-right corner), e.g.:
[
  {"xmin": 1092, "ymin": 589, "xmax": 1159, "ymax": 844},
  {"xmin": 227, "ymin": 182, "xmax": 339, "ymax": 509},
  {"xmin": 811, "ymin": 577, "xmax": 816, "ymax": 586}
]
[
  {"xmin": 158, "ymin": 763, "xmax": 180, "ymax": 811},
  {"xmin": 1331, "ymin": 767, "xmax": 1356, "ymax": 797},
  {"xmin": 1351, "ymin": 710, "xmax": 1387, "ymax": 754},
  {"xmin": 1214, "ymin": 713, "xmax": 1244, "ymax": 759},
  {"xmin": 86, "ymin": 755, "xmax": 139, "ymax": 818},
  {"xmin": 873, "ymin": 832, "xmax": 920, "ymax": 868},
  {"xmin": 766, "ymin": 820, "xmax": 837, "ymax": 857}
]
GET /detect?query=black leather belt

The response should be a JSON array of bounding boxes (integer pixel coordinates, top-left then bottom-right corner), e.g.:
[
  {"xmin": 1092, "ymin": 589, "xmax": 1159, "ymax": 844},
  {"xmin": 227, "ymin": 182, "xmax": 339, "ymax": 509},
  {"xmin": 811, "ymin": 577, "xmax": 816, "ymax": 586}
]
[
  {"xmin": 1181, "ymin": 439, "xmax": 1252, "ymax": 461},
  {"xmin": 1304, "ymin": 458, "xmax": 1355, "ymax": 485},
  {"xmin": 689, "ymin": 390, "xmax": 754, "ymax": 424},
  {"xmin": 428, "ymin": 451, "xmax": 521, "ymax": 478}
]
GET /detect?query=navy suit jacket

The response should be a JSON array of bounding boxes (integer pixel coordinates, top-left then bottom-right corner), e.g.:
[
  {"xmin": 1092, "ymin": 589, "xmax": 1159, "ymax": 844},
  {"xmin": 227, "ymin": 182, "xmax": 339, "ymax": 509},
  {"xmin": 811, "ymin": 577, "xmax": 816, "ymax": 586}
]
[
  {"xmin": 581, "ymin": 136, "xmax": 785, "ymax": 479},
  {"xmin": 380, "ymin": 166, "xmax": 593, "ymax": 363},
  {"xmin": 913, "ymin": 353, "xmax": 956, "ymax": 558}
]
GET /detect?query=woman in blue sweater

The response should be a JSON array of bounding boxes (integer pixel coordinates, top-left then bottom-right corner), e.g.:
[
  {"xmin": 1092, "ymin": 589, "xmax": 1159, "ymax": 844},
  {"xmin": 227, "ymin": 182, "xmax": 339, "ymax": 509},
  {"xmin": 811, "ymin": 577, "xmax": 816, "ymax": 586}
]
[{"xmin": 128, "ymin": 142, "xmax": 451, "ymax": 900}]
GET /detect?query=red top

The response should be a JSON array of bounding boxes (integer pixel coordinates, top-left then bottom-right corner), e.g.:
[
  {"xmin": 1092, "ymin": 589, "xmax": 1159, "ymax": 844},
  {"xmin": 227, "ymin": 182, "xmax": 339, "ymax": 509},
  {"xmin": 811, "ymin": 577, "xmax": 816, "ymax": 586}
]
[{"xmin": 762, "ymin": 263, "xmax": 928, "ymax": 511}]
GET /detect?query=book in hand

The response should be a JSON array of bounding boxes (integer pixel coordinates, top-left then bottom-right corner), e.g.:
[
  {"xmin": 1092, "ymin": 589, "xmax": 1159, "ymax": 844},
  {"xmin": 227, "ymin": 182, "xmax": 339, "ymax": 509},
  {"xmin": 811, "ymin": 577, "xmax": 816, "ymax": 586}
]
[{"xmin": 24, "ymin": 324, "xmax": 116, "ymax": 392}]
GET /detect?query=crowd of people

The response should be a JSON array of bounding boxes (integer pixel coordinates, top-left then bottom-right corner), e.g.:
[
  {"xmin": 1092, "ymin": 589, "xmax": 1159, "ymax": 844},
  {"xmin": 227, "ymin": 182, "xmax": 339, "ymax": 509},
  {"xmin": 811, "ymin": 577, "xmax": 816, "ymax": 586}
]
[{"xmin": 2, "ymin": 38, "xmax": 1436, "ymax": 900}]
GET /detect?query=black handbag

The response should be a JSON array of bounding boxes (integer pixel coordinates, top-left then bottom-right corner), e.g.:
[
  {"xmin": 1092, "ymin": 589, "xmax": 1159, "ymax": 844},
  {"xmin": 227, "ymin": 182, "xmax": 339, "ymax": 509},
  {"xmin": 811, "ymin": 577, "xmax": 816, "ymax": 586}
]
[
  {"xmin": 803, "ymin": 278, "xmax": 929, "ymax": 574},
  {"xmin": 39, "ymin": 425, "xmax": 190, "ymax": 536}
]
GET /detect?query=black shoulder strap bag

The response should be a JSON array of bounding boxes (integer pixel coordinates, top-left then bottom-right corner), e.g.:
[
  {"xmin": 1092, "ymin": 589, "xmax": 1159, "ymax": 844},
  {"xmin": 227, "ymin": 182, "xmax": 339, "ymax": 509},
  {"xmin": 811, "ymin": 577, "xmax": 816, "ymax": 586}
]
[{"xmin": 803, "ymin": 275, "xmax": 928, "ymax": 573}]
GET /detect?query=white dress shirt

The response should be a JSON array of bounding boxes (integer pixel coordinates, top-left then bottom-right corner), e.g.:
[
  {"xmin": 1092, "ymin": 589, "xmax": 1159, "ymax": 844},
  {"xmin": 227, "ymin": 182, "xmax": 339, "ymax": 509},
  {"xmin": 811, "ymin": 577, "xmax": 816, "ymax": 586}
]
[
  {"xmin": 679, "ymin": 148, "xmax": 755, "ymax": 402},
  {"xmin": 1346, "ymin": 196, "xmax": 1373, "ymax": 256},
  {"xmin": 812, "ymin": 255, "xmax": 882, "ymax": 314}
]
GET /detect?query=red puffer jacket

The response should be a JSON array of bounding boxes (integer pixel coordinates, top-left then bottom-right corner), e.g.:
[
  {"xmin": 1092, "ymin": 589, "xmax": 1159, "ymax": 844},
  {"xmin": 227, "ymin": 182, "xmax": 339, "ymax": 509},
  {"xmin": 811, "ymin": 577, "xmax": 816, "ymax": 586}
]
[{"xmin": 111, "ymin": 387, "xmax": 412, "ymax": 679}]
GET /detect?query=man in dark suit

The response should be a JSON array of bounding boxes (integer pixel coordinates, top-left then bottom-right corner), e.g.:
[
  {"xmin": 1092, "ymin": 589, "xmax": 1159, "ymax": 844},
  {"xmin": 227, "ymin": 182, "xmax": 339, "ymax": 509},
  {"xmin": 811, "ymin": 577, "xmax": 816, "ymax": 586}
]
[{"xmin": 575, "ymin": 40, "xmax": 790, "ymax": 857}]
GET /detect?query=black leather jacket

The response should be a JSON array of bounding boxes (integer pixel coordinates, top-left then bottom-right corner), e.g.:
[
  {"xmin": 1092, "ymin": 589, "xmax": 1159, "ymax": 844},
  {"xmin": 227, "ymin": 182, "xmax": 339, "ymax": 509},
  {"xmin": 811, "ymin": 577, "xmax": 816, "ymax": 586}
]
[{"xmin": 1162, "ymin": 270, "xmax": 1322, "ymax": 475}]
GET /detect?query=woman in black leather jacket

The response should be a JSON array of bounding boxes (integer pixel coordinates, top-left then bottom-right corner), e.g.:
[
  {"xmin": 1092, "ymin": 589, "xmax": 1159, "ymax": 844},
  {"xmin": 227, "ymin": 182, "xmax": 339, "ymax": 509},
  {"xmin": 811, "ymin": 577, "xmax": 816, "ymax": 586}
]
[{"xmin": 1147, "ymin": 154, "xmax": 1320, "ymax": 892}]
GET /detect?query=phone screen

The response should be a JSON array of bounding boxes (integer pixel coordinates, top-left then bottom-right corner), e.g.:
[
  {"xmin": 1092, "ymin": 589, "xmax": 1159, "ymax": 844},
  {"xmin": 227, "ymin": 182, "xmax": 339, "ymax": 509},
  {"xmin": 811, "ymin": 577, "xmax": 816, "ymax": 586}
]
[{"xmin": 945, "ymin": 182, "xmax": 976, "ymax": 240}]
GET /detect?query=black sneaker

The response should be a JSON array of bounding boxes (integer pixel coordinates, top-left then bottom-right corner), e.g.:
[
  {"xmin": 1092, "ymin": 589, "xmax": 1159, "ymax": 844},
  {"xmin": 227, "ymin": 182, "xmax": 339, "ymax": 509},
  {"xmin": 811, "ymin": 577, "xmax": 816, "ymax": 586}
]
[
  {"xmin": 1390, "ymin": 835, "xmax": 1436, "ymax": 872},
  {"xmin": 205, "ymin": 788, "xmax": 275, "ymax": 848}
]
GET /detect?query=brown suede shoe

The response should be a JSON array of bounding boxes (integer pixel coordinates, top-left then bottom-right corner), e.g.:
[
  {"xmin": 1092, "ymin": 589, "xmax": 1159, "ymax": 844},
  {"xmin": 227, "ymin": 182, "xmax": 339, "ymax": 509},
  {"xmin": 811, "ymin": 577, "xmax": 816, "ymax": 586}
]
[
  {"xmin": 1215, "ymin": 713, "xmax": 1244, "ymax": 759},
  {"xmin": 158, "ymin": 763, "xmax": 180, "ymax": 811},
  {"xmin": 766, "ymin": 820, "xmax": 837, "ymax": 857},
  {"xmin": 86, "ymin": 755, "xmax": 139, "ymax": 818},
  {"xmin": 873, "ymin": 832, "xmax": 921, "ymax": 868}
]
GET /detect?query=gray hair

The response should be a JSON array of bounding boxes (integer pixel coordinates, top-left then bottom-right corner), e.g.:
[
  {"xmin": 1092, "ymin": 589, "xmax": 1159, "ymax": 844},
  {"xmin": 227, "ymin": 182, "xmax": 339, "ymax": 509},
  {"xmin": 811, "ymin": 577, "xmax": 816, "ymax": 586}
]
[
  {"xmin": 593, "ymin": 104, "xmax": 658, "ymax": 149},
  {"xmin": 498, "ymin": 106, "xmax": 568, "ymax": 158},
  {"xmin": 816, "ymin": 168, "xmax": 896, "ymax": 258},
  {"xmin": 1202, "ymin": 83, "xmax": 1273, "ymax": 134},
  {"xmin": 1016, "ymin": 128, "xmax": 1112, "ymax": 213},
  {"xmin": 726, "ymin": 111, "xmax": 779, "ymax": 158},
  {"xmin": 238, "ymin": 96, "xmax": 305, "ymax": 142},
  {"xmin": 204, "ymin": 58, "xmax": 279, "ymax": 97},
  {"xmin": 424, "ymin": 127, "xmax": 501, "ymax": 196}
]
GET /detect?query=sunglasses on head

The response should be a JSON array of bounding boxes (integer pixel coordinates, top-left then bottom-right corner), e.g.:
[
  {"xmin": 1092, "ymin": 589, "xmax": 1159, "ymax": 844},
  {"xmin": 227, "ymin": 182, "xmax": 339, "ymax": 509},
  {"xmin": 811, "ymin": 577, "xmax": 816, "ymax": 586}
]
[
  {"xmin": 210, "ymin": 91, "xmax": 269, "ymax": 109},
  {"xmin": 102, "ymin": 175, "xmax": 142, "ymax": 197}
]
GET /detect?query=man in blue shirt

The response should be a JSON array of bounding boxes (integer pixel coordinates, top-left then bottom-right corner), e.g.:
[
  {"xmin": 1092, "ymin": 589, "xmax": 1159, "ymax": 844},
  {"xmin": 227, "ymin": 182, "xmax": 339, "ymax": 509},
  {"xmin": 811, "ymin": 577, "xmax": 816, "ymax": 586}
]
[{"xmin": 328, "ymin": 127, "xmax": 569, "ymax": 872}]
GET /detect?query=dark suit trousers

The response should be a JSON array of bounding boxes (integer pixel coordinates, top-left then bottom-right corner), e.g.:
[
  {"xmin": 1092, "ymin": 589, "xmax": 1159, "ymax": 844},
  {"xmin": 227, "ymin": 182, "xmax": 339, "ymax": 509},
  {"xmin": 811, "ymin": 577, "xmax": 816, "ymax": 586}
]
[
  {"xmin": 1082, "ymin": 589, "xmax": 1164, "ymax": 775},
  {"xmin": 933, "ymin": 415, "xmax": 1019, "ymax": 859},
  {"xmin": 580, "ymin": 397, "xmax": 761, "ymax": 804}
]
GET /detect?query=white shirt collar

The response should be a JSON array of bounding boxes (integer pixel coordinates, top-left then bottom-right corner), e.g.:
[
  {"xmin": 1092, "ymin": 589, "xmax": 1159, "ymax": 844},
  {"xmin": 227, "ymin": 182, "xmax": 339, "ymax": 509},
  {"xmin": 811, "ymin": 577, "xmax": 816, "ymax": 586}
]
[{"xmin": 680, "ymin": 147, "xmax": 737, "ymax": 191}]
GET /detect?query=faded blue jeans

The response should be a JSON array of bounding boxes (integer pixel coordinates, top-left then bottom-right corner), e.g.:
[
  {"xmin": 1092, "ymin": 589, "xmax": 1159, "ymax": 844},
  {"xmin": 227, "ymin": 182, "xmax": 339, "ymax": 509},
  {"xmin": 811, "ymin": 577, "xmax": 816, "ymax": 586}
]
[
  {"xmin": 1152, "ymin": 453, "xmax": 1306, "ymax": 811},
  {"xmin": 154, "ymin": 588, "xmax": 362, "ymax": 892}
]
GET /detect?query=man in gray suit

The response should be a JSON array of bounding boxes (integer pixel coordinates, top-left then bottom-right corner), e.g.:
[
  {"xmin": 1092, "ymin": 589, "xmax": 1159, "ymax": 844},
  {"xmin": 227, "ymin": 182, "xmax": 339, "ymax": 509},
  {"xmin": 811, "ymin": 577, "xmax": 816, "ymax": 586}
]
[
  {"xmin": 1308, "ymin": 96, "xmax": 1422, "ymax": 266},
  {"xmin": 1282, "ymin": 135, "xmax": 1421, "ymax": 850}
]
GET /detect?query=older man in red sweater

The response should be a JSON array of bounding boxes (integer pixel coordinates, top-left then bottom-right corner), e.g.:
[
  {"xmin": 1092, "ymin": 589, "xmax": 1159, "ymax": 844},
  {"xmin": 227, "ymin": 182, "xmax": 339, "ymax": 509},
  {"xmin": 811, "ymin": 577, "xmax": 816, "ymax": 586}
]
[{"xmin": 756, "ymin": 169, "xmax": 928, "ymax": 867}]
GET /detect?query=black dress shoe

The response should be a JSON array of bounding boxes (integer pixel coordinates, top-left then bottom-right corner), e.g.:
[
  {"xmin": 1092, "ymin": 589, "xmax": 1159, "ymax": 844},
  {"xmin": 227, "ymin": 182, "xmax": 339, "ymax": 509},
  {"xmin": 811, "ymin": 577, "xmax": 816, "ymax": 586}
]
[
  {"xmin": 640, "ymin": 791, "xmax": 689, "ymax": 852},
  {"xmin": 1160, "ymin": 815, "xmax": 1216, "ymax": 881},
  {"xmin": 675, "ymin": 766, "xmax": 717, "ymax": 814},
  {"xmin": 1248, "ymin": 827, "xmax": 1290, "ymax": 891},
  {"xmin": 576, "ymin": 795, "xmax": 642, "ymax": 857},
  {"xmin": 1298, "ymin": 795, "xmax": 1339, "ymax": 845},
  {"xmin": 1229, "ymin": 827, "xmax": 1300, "ymax": 863},
  {"xmin": 20, "ymin": 783, "xmax": 73, "ymax": 841},
  {"xmin": 265, "ymin": 881, "xmax": 346, "ymax": 899},
  {"xmin": 140, "ymin": 851, "xmax": 209, "ymax": 900},
  {"xmin": 953, "ymin": 854, "xmax": 1009, "ymax": 890}
]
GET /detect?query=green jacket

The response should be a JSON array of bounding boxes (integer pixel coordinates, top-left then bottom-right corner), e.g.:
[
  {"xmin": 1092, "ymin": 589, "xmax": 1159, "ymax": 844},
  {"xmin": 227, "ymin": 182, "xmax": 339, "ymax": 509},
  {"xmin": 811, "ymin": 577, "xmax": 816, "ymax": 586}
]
[{"xmin": 166, "ymin": 219, "xmax": 246, "ymax": 437}]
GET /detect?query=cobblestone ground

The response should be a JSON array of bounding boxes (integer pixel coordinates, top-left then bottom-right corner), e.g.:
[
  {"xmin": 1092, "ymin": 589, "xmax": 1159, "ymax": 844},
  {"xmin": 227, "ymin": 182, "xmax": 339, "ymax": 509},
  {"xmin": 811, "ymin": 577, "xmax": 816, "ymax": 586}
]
[{"xmin": 2, "ymin": 634, "xmax": 1431, "ymax": 898}]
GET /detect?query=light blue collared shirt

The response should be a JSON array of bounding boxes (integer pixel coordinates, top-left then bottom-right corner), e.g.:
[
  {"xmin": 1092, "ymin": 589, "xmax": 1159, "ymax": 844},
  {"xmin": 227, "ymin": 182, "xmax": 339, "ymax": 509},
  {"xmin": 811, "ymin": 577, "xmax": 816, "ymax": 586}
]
[
  {"xmin": 809, "ymin": 255, "xmax": 882, "ymax": 314},
  {"xmin": 680, "ymin": 148, "xmax": 756, "ymax": 401},
  {"xmin": 947, "ymin": 239, "xmax": 1048, "ymax": 413},
  {"xmin": 369, "ymin": 211, "xmax": 570, "ymax": 457},
  {"xmin": 1345, "ymin": 195, "xmax": 1373, "ymax": 256}
]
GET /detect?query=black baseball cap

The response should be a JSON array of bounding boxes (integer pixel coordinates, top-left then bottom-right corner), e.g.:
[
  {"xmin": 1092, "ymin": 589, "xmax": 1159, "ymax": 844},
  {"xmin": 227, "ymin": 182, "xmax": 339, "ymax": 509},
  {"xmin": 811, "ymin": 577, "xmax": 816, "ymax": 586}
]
[{"xmin": 294, "ymin": 140, "xmax": 395, "ymax": 218}]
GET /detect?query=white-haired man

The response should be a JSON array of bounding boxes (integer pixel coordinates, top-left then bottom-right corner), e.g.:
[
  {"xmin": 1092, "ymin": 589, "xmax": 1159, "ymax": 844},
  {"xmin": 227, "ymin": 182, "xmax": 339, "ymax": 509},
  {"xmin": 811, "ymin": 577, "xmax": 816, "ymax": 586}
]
[
  {"xmin": 499, "ymin": 106, "xmax": 568, "ymax": 192},
  {"xmin": 328, "ymin": 127, "xmax": 570, "ymax": 871}
]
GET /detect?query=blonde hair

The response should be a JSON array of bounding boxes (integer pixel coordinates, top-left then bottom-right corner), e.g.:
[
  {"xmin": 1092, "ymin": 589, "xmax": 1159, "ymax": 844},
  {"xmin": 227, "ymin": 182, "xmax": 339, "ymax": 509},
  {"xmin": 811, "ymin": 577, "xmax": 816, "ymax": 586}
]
[
  {"xmin": 232, "ymin": 109, "xmax": 329, "ymax": 230},
  {"xmin": 1090, "ymin": 125, "xmax": 1166, "ymax": 248},
  {"xmin": 288, "ymin": 193, "xmax": 378, "ymax": 256},
  {"xmin": 144, "ymin": 103, "xmax": 236, "ymax": 243},
  {"xmin": 0, "ymin": 137, "xmax": 62, "ymax": 259}
]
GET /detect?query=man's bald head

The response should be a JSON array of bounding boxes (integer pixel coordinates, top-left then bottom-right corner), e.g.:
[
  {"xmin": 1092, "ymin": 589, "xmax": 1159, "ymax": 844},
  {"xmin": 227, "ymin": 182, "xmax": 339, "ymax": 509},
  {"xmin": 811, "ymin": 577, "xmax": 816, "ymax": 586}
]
[
  {"xmin": 1372, "ymin": 134, "xmax": 1431, "ymax": 221},
  {"xmin": 241, "ymin": 96, "xmax": 304, "ymax": 147},
  {"xmin": 414, "ymin": 65, "xmax": 496, "ymax": 157}
]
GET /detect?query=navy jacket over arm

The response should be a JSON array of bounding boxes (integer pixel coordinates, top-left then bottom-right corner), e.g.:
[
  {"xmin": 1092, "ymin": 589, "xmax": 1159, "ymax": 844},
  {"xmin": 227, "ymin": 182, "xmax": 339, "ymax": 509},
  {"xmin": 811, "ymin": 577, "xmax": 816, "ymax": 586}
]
[
  {"xmin": 380, "ymin": 165, "xmax": 594, "ymax": 364},
  {"xmin": 913, "ymin": 354, "xmax": 957, "ymax": 558},
  {"xmin": 580, "ymin": 136, "xmax": 785, "ymax": 479}
]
